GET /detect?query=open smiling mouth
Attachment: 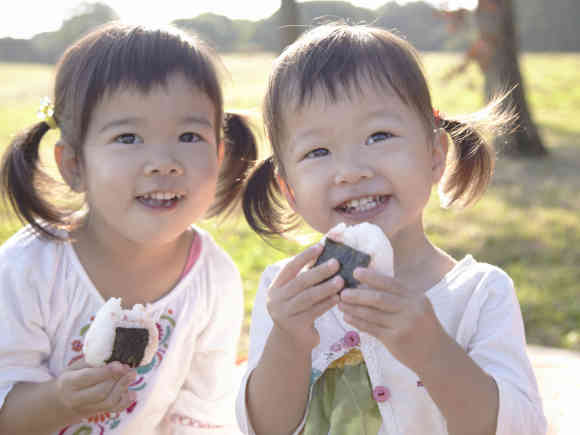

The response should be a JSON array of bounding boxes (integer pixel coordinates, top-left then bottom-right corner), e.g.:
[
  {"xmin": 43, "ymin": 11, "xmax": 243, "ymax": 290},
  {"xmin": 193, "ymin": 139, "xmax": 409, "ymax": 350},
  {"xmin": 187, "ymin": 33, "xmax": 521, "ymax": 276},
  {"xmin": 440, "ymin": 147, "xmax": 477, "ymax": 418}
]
[
  {"xmin": 335, "ymin": 195, "xmax": 389, "ymax": 214},
  {"xmin": 137, "ymin": 192, "xmax": 185, "ymax": 208}
]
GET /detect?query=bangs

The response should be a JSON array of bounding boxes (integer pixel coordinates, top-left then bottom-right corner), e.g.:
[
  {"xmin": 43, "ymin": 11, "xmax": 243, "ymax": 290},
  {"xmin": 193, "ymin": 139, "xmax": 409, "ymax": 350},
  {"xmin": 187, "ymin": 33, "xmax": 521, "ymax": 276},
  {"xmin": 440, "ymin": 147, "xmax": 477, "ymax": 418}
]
[
  {"xmin": 59, "ymin": 24, "xmax": 223, "ymax": 144},
  {"xmin": 288, "ymin": 28, "xmax": 412, "ymax": 106},
  {"xmin": 266, "ymin": 24, "xmax": 434, "ymax": 149},
  {"xmin": 88, "ymin": 26, "xmax": 220, "ymax": 96}
]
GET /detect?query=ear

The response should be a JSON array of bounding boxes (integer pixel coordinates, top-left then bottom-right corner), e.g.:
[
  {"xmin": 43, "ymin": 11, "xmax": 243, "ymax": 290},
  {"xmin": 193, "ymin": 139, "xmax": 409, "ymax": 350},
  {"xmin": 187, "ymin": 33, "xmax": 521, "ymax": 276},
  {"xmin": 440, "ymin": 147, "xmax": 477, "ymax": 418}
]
[
  {"xmin": 431, "ymin": 128, "xmax": 449, "ymax": 184},
  {"xmin": 55, "ymin": 141, "xmax": 85, "ymax": 192},
  {"xmin": 276, "ymin": 173, "xmax": 297, "ymax": 210}
]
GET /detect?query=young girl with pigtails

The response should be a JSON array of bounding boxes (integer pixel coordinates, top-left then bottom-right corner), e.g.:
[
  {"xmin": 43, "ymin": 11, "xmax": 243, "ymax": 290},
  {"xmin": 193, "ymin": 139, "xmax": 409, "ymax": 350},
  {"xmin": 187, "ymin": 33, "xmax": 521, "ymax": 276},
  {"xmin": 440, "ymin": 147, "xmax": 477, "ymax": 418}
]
[
  {"xmin": 236, "ymin": 23, "xmax": 547, "ymax": 435},
  {"xmin": 0, "ymin": 23, "xmax": 256, "ymax": 434}
]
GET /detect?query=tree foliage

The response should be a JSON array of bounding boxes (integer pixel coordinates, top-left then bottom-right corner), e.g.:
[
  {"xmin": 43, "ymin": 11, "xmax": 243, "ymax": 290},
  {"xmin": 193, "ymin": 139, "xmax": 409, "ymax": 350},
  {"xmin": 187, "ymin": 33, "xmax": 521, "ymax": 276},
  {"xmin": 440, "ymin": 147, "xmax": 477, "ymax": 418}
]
[{"xmin": 0, "ymin": 0, "xmax": 578, "ymax": 63}]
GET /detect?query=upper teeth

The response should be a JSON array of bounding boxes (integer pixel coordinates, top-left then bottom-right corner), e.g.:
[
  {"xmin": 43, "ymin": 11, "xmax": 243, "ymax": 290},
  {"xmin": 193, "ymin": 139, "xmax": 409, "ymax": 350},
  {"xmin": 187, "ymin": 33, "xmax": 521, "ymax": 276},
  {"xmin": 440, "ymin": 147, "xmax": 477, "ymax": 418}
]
[
  {"xmin": 141, "ymin": 192, "xmax": 182, "ymax": 200},
  {"xmin": 342, "ymin": 196, "xmax": 382, "ymax": 210}
]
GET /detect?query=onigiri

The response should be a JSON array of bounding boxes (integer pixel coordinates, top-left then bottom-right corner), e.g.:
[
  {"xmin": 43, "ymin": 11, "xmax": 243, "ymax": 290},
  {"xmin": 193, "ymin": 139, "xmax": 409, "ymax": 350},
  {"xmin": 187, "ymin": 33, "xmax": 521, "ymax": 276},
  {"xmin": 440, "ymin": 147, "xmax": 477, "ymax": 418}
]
[
  {"xmin": 84, "ymin": 298, "xmax": 159, "ymax": 368},
  {"xmin": 314, "ymin": 222, "xmax": 394, "ymax": 287}
]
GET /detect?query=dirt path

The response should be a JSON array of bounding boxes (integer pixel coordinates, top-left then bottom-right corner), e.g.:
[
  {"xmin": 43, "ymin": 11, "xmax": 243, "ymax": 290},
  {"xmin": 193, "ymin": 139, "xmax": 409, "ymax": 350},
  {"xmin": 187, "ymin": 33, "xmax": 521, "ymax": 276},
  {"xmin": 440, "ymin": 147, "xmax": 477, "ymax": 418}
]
[{"xmin": 528, "ymin": 345, "xmax": 580, "ymax": 435}]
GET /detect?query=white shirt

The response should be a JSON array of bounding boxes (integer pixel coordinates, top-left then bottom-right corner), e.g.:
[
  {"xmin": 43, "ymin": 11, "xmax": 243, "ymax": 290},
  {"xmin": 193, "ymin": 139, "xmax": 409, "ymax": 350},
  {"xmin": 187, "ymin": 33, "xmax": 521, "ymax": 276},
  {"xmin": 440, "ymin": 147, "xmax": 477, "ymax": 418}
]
[
  {"xmin": 236, "ymin": 255, "xmax": 547, "ymax": 435},
  {"xmin": 0, "ymin": 226, "xmax": 243, "ymax": 435}
]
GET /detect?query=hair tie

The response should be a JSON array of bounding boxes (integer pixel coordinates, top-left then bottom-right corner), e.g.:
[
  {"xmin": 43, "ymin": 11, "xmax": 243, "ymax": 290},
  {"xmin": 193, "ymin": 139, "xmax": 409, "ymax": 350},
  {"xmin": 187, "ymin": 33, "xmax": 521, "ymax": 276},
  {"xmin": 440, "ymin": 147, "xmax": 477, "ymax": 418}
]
[
  {"xmin": 37, "ymin": 97, "xmax": 57, "ymax": 129},
  {"xmin": 433, "ymin": 108, "xmax": 444, "ymax": 127}
]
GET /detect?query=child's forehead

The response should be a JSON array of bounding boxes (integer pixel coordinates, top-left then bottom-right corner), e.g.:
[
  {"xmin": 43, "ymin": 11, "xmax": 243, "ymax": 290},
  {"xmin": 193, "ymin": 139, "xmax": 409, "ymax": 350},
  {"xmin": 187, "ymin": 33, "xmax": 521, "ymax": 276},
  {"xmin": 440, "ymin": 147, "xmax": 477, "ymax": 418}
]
[{"xmin": 285, "ymin": 76, "xmax": 402, "ymax": 113}]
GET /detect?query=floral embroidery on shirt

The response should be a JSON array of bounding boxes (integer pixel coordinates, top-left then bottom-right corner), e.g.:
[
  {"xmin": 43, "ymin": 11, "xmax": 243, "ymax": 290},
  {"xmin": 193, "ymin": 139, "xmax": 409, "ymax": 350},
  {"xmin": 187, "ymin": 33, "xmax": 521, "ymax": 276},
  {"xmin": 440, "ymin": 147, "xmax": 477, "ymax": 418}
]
[
  {"xmin": 312, "ymin": 331, "xmax": 363, "ymax": 385},
  {"xmin": 58, "ymin": 308, "xmax": 176, "ymax": 434}
]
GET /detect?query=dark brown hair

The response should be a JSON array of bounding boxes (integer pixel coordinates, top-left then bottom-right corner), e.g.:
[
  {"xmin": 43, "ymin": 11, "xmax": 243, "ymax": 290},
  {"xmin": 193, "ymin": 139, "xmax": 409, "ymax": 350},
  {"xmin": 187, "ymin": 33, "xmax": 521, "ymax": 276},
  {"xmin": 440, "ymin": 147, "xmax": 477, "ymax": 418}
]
[
  {"xmin": 1, "ymin": 23, "xmax": 257, "ymax": 239},
  {"xmin": 243, "ymin": 23, "xmax": 512, "ymax": 237}
]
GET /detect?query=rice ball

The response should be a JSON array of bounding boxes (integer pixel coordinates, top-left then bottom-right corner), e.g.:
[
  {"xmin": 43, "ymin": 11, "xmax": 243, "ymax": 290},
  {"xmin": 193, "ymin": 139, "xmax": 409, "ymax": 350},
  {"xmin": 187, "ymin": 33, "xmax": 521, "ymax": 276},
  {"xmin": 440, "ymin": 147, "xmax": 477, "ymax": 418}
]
[
  {"xmin": 84, "ymin": 298, "xmax": 159, "ymax": 368},
  {"xmin": 314, "ymin": 222, "xmax": 394, "ymax": 287}
]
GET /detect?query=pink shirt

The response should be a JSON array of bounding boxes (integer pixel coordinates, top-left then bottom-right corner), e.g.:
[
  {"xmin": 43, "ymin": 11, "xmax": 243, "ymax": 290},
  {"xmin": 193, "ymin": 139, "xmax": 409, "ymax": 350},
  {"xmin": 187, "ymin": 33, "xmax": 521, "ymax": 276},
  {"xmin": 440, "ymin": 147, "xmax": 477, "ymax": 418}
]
[{"xmin": 181, "ymin": 231, "xmax": 202, "ymax": 279}]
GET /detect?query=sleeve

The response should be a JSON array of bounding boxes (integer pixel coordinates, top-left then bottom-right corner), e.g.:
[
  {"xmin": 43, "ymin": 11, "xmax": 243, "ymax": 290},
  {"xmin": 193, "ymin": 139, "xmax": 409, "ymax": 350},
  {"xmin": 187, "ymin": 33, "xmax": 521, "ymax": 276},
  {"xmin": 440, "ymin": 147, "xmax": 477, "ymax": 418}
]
[
  {"xmin": 0, "ymin": 254, "xmax": 54, "ymax": 409},
  {"xmin": 462, "ymin": 272, "xmax": 547, "ymax": 435},
  {"xmin": 235, "ymin": 264, "xmax": 280, "ymax": 435},
  {"xmin": 165, "ymin": 253, "xmax": 245, "ymax": 434}
]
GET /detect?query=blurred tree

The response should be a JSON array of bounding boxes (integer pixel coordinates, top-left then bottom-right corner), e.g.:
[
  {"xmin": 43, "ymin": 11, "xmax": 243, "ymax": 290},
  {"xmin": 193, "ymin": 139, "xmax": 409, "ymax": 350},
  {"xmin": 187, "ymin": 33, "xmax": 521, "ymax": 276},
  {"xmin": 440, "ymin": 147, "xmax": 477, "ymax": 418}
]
[
  {"xmin": 375, "ymin": 2, "xmax": 450, "ymax": 51},
  {"xmin": 31, "ymin": 2, "xmax": 118, "ymax": 63},
  {"xmin": 174, "ymin": 13, "xmax": 239, "ymax": 51},
  {"xmin": 279, "ymin": 0, "xmax": 300, "ymax": 51},
  {"xmin": 441, "ymin": 0, "xmax": 546, "ymax": 156}
]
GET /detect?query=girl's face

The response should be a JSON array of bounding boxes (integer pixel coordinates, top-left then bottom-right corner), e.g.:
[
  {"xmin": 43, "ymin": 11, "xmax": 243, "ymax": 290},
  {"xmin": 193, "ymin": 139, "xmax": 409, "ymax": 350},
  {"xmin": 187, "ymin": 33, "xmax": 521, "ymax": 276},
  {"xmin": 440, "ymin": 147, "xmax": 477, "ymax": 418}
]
[
  {"xmin": 71, "ymin": 73, "xmax": 219, "ymax": 247},
  {"xmin": 279, "ymin": 78, "xmax": 447, "ymax": 245}
]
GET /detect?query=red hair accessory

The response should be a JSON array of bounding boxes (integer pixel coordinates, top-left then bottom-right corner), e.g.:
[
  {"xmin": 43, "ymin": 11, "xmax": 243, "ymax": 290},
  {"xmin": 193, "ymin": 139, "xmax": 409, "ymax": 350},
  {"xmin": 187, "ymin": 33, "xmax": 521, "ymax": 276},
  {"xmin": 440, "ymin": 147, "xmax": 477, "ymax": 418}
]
[{"xmin": 433, "ymin": 108, "xmax": 444, "ymax": 127}]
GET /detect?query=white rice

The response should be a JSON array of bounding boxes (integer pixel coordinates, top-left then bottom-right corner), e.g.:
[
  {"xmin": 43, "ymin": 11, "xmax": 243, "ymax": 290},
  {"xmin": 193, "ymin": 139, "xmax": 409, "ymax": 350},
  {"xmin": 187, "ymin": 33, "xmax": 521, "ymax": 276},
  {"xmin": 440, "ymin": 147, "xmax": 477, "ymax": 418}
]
[
  {"xmin": 326, "ymin": 222, "xmax": 394, "ymax": 277},
  {"xmin": 84, "ymin": 297, "xmax": 159, "ymax": 367}
]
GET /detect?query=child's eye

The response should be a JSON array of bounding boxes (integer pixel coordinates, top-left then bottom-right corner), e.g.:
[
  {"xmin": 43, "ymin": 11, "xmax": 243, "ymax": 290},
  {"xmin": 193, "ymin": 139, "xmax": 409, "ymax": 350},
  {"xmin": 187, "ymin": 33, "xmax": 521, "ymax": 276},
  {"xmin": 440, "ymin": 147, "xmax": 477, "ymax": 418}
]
[
  {"xmin": 303, "ymin": 148, "xmax": 329, "ymax": 159},
  {"xmin": 114, "ymin": 133, "xmax": 143, "ymax": 145},
  {"xmin": 365, "ymin": 131, "xmax": 394, "ymax": 145},
  {"xmin": 180, "ymin": 132, "xmax": 203, "ymax": 143}
]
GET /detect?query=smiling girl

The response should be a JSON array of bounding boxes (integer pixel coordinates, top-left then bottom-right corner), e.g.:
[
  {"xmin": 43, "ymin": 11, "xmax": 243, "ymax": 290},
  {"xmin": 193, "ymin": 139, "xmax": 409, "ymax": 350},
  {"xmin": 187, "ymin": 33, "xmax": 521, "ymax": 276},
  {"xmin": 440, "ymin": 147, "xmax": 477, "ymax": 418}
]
[
  {"xmin": 236, "ymin": 23, "xmax": 546, "ymax": 435},
  {"xmin": 0, "ymin": 23, "xmax": 256, "ymax": 434}
]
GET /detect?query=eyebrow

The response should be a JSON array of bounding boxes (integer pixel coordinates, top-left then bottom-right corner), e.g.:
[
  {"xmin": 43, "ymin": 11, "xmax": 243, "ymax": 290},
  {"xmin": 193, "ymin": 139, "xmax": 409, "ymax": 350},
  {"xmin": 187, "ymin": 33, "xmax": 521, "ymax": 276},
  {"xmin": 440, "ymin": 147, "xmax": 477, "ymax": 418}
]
[
  {"xmin": 98, "ymin": 115, "xmax": 213, "ymax": 134},
  {"xmin": 292, "ymin": 109, "xmax": 401, "ymax": 141},
  {"xmin": 364, "ymin": 108, "xmax": 402, "ymax": 122},
  {"xmin": 98, "ymin": 117, "xmax": 141, "ymax": 134}
]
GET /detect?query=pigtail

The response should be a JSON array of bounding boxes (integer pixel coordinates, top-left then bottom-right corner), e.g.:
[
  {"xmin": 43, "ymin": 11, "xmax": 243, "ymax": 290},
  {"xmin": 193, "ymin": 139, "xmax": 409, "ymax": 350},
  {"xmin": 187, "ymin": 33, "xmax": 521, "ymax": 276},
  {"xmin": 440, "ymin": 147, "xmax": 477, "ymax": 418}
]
[
  {"xmin": 436, "ymin": 117, "xmax": 494, "ymax": 208},
  {"xmin": 1, "ymin": 122, "xmax": 65, "ymax": 239},
  {"xmin": 207, "ymin": 113, "xmax": 258, "ymax": 218},
  {"xmin": 242, "ymin": 156, "xmax": 300, "ymax": 237},
  {"xmin": 437, "ymin": 96, "xmax": 517, "ymax": 208}
]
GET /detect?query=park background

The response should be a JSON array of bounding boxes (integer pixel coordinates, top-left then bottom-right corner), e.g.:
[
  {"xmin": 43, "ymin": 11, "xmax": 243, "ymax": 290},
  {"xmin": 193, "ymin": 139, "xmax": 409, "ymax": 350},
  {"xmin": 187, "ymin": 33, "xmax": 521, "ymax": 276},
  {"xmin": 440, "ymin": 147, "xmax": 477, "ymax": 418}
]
[{"xmin": 0, "ymin": 0, "xmax": 579, "ymax": 363}]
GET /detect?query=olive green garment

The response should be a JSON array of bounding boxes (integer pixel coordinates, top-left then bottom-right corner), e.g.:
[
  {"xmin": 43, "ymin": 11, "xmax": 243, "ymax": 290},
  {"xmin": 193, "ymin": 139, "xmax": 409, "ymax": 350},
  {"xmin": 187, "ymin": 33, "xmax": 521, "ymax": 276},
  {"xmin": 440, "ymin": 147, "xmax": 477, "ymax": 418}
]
[{"xmin": 302, "ymin": 360, "xmax": 382, "ymax": 435}]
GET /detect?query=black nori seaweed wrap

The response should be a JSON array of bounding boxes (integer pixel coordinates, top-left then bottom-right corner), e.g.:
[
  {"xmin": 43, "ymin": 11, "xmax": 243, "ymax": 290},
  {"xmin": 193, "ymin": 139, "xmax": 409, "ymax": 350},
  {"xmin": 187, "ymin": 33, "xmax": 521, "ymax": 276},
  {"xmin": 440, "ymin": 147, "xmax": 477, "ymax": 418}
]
[
  {"xmin": 105, "ymin": 327, "xmax": 150, "ymax": 368},
  {"xmin": 313, "ymin": 238, "xmax": 371, "ymax": 288}
]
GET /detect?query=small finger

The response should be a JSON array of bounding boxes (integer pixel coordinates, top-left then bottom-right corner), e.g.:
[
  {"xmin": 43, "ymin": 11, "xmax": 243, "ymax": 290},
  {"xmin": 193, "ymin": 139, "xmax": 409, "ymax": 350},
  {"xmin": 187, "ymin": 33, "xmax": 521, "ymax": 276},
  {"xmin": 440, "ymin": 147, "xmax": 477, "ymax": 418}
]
[
  {"xmin": 69, "ymin": 365, "xmax": 125, "ymax": 390},
  {"xmin": 292, "ymin": 275, "xmax": 343, "ymax": 313},
  {"xmin": 353, "ymin": 268, "xmax": 405, "ymax": 295},
  {"xmin": 71, "ymin": 377, "xmax": 117, "ymax": 408},
  {"xmin": 304, "ymin": 294, "xmax": 340, "ymax": 320},
  {"xmin": 273, "ymin": 244, "xmax": 324, "ymax": 288},
  {"xmin": 343, "ymin": 312, "xmax": 387, "ymax": 337},
  {"xmin": 340, "ymin": 289, "xmax": 402, "ymax": 312},
  {"xmin": 339, "ymin": 303, "xmax": 392, "ymax": 327},
  {"xmin": 108, "ymin": 375, "xmax": 137, "ymax": 412},
  {"xmin": 291, "ymin": 258, "xmax": 340, "ymax": 295}
]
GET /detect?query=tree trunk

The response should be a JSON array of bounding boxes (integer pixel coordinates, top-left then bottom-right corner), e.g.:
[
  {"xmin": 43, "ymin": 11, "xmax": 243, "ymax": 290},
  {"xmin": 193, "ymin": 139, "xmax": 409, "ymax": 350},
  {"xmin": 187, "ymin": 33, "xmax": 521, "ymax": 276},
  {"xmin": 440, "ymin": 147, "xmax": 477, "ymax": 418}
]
[
  {"xmin": 279, "ymin": 0, "xmax": 300, "ymax": 51},
  {"xmin": 475, "ymin": 0, "xmax": 547, "ymax": 156}
]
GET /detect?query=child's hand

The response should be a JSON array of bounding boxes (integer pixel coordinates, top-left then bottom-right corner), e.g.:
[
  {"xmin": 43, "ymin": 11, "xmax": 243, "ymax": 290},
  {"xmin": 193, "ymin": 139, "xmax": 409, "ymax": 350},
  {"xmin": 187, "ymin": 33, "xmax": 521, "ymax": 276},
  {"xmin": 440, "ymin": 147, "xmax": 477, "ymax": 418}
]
[
  {"xmin": 338, "ymin": 267, "xmax": 447, "ymax": 373},
  {"xmin": 267, "ymin": 244, "xmax": 343, "ymax": 351},
  {"xmin": 56, "ymin": 359, "xmax": 137, "ymax": 421}
]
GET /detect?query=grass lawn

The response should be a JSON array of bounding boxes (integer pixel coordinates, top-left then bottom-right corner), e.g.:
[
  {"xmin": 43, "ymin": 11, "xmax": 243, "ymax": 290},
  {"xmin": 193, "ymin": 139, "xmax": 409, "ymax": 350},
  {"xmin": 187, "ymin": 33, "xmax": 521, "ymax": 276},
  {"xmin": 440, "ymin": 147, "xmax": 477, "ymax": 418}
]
[{"xmin": 1, "ymin": 52, "xmax": 579, "ymax": 359}]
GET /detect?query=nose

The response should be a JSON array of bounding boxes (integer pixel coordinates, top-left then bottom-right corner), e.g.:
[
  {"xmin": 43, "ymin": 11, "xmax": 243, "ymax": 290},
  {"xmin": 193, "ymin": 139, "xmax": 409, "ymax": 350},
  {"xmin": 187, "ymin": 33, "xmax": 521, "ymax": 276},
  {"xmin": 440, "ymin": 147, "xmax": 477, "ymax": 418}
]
[
  {"xmin": 144, "ymin": 155, "xmax": 184, "ymax": 176},
  {"xmin": 333, "ymin": 154, "xmax": 374, "ymax": 184}
]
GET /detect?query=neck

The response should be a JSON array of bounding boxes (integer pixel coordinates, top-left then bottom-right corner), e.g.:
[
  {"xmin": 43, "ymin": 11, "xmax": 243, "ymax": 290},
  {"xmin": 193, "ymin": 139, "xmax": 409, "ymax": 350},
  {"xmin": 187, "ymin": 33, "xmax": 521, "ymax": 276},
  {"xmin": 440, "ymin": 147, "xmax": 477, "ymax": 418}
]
[
  {"xmin": 70, "ymin": 223, "xmax": 193, "ymax": 306},
  {"xmin": 389, "ymin": 219, "xmax": 455, "ymax": 292}
]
